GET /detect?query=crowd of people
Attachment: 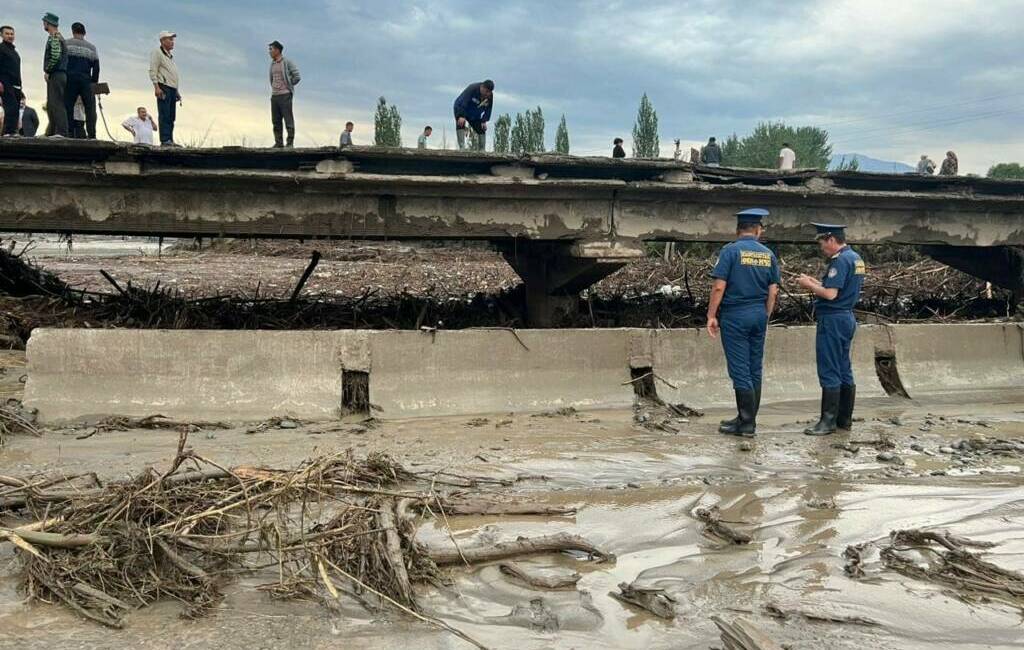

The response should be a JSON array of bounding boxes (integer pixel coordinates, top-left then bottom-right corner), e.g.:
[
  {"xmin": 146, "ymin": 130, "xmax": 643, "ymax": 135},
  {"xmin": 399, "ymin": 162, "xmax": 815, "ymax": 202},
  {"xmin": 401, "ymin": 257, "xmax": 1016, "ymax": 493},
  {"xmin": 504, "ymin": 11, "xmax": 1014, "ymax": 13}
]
[{"xmin": 0, "ymin": 11, "xmax": 963, "ymax": 176}]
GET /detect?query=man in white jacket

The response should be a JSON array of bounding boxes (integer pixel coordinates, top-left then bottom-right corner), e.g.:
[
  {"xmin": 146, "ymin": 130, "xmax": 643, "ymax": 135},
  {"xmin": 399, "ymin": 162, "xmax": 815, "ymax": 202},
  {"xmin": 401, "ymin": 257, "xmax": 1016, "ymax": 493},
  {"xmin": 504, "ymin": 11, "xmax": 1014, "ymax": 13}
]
[{"xmin": 148, "ymin": 31, "xmax": 181, "ymax": 146}]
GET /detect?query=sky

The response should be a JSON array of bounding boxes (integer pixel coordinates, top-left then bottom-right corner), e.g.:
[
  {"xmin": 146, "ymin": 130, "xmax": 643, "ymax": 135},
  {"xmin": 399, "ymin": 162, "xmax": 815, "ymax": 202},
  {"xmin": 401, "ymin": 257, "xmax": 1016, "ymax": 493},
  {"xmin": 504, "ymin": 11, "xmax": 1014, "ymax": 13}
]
[{"xmin": 3, "ymin": 0, "xmax": 1022, "ymax": 174}]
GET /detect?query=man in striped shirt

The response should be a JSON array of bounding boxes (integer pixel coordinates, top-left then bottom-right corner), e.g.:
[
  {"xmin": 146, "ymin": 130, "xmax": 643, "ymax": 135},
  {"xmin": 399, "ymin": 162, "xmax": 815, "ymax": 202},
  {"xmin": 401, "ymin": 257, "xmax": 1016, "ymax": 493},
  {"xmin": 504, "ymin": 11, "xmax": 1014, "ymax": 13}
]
[{"xmin": 41, "ymin": 12, "xmax": 68, "ymax": 137}]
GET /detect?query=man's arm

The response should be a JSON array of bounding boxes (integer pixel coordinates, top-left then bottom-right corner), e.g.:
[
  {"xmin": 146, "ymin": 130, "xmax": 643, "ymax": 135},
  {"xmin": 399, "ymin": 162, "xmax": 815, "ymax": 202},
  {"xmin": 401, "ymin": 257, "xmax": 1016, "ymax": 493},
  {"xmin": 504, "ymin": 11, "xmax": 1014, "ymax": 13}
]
[
  {"xmin": 288, "ymin": 59, "xmax": 300, "ymax": 86},
  {"xmin": 796, "ymin": 275, "xmax": 838, "ymax": 300},
  {"xmin": 706, "ymin": 279, "xmax": 727, "ymax": 338},
  {"xmin": 44, "ymin": 36, "xmax": 61, "ymax": 74},
  {"xmin": 121, "ymin": 118, "xmax": 134, "ymax": 134},
  {"xmin": 91, "ymin": 49, "xmax": 100, "ymax": 83},
  {"xmin": 148, "ymin": 48, "xmax": 164, "ymax": 97}
]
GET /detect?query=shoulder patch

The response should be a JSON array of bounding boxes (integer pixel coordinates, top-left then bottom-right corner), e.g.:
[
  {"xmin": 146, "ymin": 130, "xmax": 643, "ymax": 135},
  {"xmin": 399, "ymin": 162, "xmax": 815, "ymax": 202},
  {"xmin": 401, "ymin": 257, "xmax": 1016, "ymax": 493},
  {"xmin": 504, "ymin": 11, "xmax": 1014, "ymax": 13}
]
[
  {"xmin": 828, "ymin": 267, "xmax": 838, "ymax": 278},
  {"xmin": 854, "ymin": 260, "xmax": 866, "ymax": 275}
]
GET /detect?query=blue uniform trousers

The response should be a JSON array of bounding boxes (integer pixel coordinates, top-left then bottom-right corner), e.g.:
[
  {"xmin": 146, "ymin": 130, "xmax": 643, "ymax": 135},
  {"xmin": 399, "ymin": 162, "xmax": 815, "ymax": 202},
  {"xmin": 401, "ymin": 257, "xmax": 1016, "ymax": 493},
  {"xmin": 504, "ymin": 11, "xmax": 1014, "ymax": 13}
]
[
  {"xmin": 815, "ymin": 311, "xmax": 857, "ymax": 389},
  {"xmin": 720, "ymin": 306, "xmax": 768, "ymax": 391}
]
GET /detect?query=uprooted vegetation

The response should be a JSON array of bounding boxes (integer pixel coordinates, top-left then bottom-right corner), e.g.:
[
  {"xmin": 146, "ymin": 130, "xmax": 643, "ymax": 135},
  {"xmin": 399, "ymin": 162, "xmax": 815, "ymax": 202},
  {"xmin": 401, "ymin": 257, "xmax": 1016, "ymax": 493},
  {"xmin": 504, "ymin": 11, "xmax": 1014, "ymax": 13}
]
[
  {"xmin": 0, "ymin": 240, "xmax": 1018, "ymax": 339},
  {"xmin": 0, "ymin": 433, "xmax": 611, "ymax": 644}
]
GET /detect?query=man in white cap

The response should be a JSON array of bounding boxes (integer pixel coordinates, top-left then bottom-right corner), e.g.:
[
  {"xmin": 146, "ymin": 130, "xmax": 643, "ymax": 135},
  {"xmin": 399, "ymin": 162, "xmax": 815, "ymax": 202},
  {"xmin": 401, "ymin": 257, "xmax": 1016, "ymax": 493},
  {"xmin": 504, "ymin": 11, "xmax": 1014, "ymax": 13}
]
[{"xmin": 148, "ymin": 30, "xmax": 181, "ymax": 146}]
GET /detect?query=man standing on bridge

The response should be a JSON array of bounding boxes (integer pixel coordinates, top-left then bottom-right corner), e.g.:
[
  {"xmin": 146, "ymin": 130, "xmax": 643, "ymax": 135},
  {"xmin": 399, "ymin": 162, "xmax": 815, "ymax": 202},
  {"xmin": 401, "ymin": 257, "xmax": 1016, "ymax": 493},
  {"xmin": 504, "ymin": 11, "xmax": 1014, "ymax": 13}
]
[
  {"xmin": 268, "ymin": 40, "xmax": 300, "ymax": 148},
  {"xmin": 796, "ymin": 223, "xmax": 865, "ymax": 436},
  {"xmin": 0, "ymin": 25, "xmax": 22, "ymax": 137},
  {"xmin": 706, "ymin": 208, "xmax": 780, "ymax": 437},
  {"xmin": 149, "ymin": 31, "xmax": 181, "ymax": 147},
  {"xmin": 453, "ymin": 79, "xmax": 493, "ymax": 151},
  {"xmin": 64, "ymin": 22, "xmax": 99, "ymax": 140},
  {"xmin": 41, "ymin": 12, "xmax": 69, "ymax": 138}
]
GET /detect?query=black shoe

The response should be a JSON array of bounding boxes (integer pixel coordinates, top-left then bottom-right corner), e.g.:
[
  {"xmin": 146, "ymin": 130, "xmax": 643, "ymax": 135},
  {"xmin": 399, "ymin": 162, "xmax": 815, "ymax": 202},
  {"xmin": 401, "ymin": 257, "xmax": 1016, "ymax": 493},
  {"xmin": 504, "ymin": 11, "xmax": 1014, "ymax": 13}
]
[
  {"xmin": 273, "ymin": 142, "xmax": 284, "ymax": 148},
  {"xmin": 837, "ymin": 384, "xmax": 856, "ymax": 430},
  {"xmin": 719, "ymin": 389, "xmax": 757, "ymax": 437},
  {"xmin": 720, "ymin": 384, "xmax": 761, "ymax": 427},
  {"xmin": 804, "ymin": 389, "xmax": 841, "ymax": 436}
]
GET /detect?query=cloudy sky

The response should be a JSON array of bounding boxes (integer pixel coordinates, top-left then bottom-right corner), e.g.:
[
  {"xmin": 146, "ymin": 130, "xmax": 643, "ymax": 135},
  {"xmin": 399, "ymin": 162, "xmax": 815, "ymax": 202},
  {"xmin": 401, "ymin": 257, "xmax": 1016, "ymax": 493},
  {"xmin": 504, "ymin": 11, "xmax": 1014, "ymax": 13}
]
[{"xmin": 4, "ymin": 0, "xmax": 1022, "ymax": 173}]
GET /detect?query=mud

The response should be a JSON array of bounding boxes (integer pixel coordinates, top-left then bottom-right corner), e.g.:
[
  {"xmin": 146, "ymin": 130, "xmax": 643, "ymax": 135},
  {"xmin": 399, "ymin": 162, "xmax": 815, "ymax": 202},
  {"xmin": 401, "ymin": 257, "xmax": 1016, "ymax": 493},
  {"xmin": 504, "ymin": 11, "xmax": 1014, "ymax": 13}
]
[{"xmin": 1, "ymin": 364, "xmax": 1022, "ymax": 649}]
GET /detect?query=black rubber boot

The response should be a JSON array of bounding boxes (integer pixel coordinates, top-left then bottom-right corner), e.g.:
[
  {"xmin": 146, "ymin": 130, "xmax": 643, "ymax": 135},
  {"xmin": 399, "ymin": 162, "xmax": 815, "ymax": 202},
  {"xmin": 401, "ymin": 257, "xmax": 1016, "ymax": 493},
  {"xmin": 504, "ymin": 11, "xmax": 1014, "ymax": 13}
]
[
  {"xmin": 719, "ymin": 389, "xmax": 757, "ymax": 437},
  {"xmin": 804, "ymin": 389, "xmax": 841, "ymax": 436},
  {"xmin": 721, "ymin": 384, "xmax": 761, "ymax": 427},
  {"xmin": 837, "ymin": 384, "xmax": 856, "ymax": 430}
]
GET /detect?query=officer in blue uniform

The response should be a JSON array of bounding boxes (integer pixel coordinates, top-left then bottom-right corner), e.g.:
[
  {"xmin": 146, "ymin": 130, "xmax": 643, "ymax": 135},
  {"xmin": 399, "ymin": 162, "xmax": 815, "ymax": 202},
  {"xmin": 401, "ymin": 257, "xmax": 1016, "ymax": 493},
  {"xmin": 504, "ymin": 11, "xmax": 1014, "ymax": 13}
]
[
  {"xmin": 796, "ymin": 223, "xmax": 866, "ymax": 435},
  {"xmin": 706, "ymin": 208, "xmax": 780, "ymax": 437}
]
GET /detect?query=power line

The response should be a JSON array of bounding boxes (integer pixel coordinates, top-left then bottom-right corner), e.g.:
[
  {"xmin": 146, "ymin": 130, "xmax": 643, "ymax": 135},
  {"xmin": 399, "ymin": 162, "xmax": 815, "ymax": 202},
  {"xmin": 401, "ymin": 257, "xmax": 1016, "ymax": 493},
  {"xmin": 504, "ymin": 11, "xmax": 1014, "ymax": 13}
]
[{"xmin": 813, "ymin": 90, "xmax": 1024, "ymax": 129}]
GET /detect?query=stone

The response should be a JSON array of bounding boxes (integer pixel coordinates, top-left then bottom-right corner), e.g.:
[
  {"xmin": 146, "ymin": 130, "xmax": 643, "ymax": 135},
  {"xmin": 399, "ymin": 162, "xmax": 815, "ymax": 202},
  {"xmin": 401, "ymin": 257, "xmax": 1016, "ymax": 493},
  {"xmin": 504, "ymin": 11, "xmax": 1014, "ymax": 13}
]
[{"xmin": 278, "ymin": 419, "xmax": 298, "ymax": 429}]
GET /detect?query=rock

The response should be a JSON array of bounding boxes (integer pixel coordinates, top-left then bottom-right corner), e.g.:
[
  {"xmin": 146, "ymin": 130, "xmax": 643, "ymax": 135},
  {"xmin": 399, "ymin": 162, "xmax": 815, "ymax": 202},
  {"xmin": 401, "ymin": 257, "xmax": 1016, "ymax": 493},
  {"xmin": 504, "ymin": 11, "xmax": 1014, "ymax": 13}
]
[
  {"xmin": 888, "ymin": 416, "xmax": 903, "ymax": 426},
  {"xmin": 910, "ymin": 444, "xmax": 924, "ymax": 452},
  {"xmin": 738, "ymin": 441, "xmax": 754, "ymax": 452},
  {"xmin": 876, "ymin": 451, "xmax": 897, "ymax": 462},
  {"xmin": 626, "ymin": 482, "xmax": 641, "ymax": 489},
  {"xmin": 939, "ymin": 446, "xmax": 954, "ymax": 454},
  {"xmin": 278, "ymin": 420, "xmax": 298, "ymax": 430}
]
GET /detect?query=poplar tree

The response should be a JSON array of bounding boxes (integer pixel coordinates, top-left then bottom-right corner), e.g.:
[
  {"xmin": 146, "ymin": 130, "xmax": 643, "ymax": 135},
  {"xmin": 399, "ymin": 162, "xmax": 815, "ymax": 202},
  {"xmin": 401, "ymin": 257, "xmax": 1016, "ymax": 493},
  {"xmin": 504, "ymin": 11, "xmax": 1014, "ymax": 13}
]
[
  {"xmin": 373, "ymin": 97, "xmax": 402, "ymax": 147},
  {"xmin": 555, "ymin": 115, "xmax": 570, "ymax": 154},
  {"xmin": 493, "ymin": 114, "xmax": 512, "ymax": 153},
  {"xmin": 529, "ymin": 107, "xmax": 545, "ymax": 152},
  {"xmin": 631, "ymin": 93, "xmax": 660, "ymax": 158}
]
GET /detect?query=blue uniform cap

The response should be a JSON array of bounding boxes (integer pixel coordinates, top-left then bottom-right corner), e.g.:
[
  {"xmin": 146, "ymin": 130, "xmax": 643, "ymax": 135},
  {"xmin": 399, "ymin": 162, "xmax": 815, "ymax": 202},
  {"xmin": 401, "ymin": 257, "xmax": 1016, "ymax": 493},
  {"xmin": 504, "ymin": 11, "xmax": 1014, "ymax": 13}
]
[
  {"xmin": 736, "ymin": 208, "xmax": 769, "ymax": 225},
  {"xmin": 812, "ymin": 222, "xmax": 846, "ymax": 239}
]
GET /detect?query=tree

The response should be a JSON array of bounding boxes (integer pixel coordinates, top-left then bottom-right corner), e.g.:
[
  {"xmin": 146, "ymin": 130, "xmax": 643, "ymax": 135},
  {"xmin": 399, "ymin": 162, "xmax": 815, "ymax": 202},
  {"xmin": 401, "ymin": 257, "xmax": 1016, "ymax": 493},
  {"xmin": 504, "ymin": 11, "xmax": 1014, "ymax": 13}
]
[
  {"xmin": 720, "ymin": 133, "xmax": 740, "ymax": 166},
  {"xmin": 493, "ymin": 114, "xmax": 512, "ymax": 153},
  {"xmin": 987, "ymin": 163, "xmax": 1024, "ymax": 180},
  {"xmin": 555, "ymin": 115, "xmax": 570, "ymax": 154},
  {"xmin": 725, "ymin": 121, "xmax": 832, "ymax": 170},
  {"xmin": 509, "ymin": 108, "xmax": 546, "ymax": 155},
  {"xmin": 631, "ymin": 93, "xmax": 660, "ymax": 158},
  {"xmin": 373, "ymin": 97, "xmax": 402, "ymax": 147},
  {"xmin": 529, "ymin": 106, "xmax": 545, "ymax": 153},
  {"xmin": 834, "ymin": 155, "xmax": 861, "ymax": 172}
]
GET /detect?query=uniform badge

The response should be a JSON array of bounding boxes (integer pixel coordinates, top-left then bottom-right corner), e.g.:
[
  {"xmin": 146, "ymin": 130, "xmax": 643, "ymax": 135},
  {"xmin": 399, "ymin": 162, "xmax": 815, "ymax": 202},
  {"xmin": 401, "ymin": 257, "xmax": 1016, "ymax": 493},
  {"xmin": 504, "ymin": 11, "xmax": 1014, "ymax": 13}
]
[{"xmin": 828, "ymin": 268, "xmax": 838, "ymax": 278}]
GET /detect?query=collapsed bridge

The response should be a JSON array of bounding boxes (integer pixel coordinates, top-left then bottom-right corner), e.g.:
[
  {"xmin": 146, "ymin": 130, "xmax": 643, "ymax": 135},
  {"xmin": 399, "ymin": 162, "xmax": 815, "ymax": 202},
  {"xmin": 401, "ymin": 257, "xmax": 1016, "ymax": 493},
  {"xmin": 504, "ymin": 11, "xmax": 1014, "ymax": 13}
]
[{"xmin": 1, "ymin": 139, "xmax": 1023, "ymax": 324}]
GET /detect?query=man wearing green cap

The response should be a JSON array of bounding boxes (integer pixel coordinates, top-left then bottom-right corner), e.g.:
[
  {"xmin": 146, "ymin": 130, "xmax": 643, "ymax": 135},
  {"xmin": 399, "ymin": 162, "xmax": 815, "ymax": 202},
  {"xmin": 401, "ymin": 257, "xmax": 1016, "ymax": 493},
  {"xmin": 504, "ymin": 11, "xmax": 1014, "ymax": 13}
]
[{"xmin": 41, "ymin": 12, "xmax": 68, "ymax": 137}]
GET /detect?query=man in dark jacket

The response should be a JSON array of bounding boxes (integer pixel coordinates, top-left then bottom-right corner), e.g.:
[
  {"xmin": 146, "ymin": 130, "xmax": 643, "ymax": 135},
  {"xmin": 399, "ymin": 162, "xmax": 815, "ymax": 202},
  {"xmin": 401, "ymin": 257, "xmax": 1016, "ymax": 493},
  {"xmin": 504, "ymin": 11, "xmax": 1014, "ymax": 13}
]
[
  {"xmin": 41, "ymin": 12, "xmax": 68, "ymax": 137},
  {"xmin": 701, "ymin": 137, "xmax": 722, "ymax": 166},
  {"xmin": 0, "ymin": 25, "xmax": 22, "ymax": 136},
  {"xmin": 19, "ymin": 98, "xmax": 39, "ymax": 136},
  {"xmin": 612, "ymin": 137, "xmax": 626, "ymax": 158},
  {"xmin": 453, "ymin": 79, "xmax": 493, "ymax": 151},
  {"xmin": 64, "ymin": 22, "xmax": 99, "ymax": 139}
]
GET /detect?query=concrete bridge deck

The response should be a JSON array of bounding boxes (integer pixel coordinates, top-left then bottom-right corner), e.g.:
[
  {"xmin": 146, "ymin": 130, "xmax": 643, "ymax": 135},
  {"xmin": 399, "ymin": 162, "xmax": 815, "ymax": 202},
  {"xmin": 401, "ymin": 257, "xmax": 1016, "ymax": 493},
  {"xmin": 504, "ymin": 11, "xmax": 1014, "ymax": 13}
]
[
  {"xmin": 4, "ymin": 139, "xmax": 1023, "ymax": 323},
  {"xmin": 2, "ymin": 138, "xmax": 1023, "ymax": 245}
]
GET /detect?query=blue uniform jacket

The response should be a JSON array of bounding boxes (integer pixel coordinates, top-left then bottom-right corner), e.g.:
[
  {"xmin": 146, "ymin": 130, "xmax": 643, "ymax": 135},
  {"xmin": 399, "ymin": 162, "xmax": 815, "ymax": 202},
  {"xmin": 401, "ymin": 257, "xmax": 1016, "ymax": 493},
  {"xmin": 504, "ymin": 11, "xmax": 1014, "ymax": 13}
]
[
  {"xmin": 815, "ymin": 246, "xmax": 865, "ymax": 314},
  {"xmin": 453, "ymin": 83, "xmax": 493, "ymax": 124},
  {"xmin": 711, "ymin": 236, "xmax": 781, "ymax": 310}
]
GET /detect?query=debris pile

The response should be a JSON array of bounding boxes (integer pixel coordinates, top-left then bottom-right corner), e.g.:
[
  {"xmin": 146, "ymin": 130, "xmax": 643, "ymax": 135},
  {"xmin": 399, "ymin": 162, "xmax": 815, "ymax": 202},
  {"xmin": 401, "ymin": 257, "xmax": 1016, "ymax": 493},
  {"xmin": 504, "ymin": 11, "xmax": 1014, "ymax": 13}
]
[{"xmin": 0, "ymin": 434, "xmax": 612, "ymax": 638}]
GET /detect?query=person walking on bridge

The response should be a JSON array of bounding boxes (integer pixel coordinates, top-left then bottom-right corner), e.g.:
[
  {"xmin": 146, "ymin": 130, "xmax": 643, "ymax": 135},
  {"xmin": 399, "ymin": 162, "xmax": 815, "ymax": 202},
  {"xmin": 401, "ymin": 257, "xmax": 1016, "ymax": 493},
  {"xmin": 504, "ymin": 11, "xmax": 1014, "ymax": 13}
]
[
  {"xmin": 453, "ymin": 79, "xmax": 493, "ymax": 151},
  {"xmin": 41, "ymin": 12, "xmax": 68, "ymax": 138},
  {"xmin": 939, "ymin": 150, "xmax": 958, "ymax": 176},
  {"xmin": 796, "ymin": 223, "xmax": 865, "ymax": 436},
  {"xmin": 701, "ymin": 137, "xmax": 722, "ymax": 167},
  {"xmin": 706, "ymin": 208, "xmax": 780, "ymax": 437},
  {"xmin": 268, "ymin": 40, "xmax": 300, "ymax": 148}
]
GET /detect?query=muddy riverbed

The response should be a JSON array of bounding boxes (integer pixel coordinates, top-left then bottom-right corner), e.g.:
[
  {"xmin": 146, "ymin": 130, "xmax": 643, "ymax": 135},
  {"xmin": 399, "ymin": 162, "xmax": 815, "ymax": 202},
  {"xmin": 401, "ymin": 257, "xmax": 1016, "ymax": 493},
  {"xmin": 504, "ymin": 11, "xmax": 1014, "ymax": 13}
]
[{"xmin": 1, "ymin": 377, "xmax": 1022, "ymax": 649}]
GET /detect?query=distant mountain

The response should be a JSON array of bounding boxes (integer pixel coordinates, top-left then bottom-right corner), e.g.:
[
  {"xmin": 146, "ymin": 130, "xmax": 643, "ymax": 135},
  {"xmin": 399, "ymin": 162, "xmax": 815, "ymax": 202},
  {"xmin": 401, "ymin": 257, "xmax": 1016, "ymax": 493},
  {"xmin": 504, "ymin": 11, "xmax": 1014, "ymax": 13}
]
[{"xmin": 830, "ymin": 153, "xmax": 915, "ymax": 174}]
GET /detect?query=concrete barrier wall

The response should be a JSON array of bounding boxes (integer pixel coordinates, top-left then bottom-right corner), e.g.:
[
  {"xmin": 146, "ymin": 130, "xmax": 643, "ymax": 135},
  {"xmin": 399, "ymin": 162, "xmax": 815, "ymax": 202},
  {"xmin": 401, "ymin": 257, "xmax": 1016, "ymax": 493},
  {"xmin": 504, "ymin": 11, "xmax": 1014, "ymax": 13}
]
[
  {"xmin": 23, "ymin": 323, "xmax": 1024, "ymax": 424},
  {"xmin": 25, "ymin": 329, "xmax": 364, "ymax": 423},
  {"xmin": 367, "ymin": 329, "xmax": 636, "ymax": 418},
  {"xmin": 652, "ymin": 325, "xmax": 885, "ymax": 407},
  {"xmin": 889, "ymin": 323, "xmax": 1024, "ymax": 395}
]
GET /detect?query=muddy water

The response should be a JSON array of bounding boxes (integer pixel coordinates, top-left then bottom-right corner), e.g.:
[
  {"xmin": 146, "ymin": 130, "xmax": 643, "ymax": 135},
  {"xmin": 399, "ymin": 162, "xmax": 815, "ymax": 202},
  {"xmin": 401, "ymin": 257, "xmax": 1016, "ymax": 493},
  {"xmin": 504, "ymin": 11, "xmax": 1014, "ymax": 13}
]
[{"xmin": 1, "ymin": 391, "xmax": 1023, "ymax": 649}]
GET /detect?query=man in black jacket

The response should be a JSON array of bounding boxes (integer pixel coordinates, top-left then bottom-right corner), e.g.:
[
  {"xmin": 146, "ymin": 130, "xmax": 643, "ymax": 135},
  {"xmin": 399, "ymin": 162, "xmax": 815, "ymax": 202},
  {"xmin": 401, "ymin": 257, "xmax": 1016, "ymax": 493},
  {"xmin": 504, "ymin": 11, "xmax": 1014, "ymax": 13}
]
[
  {"xmin": 0, "ymin": 25, "xmax": 22, "ymax": 136},
  {"xmin": 64, "ymin": 22, "xmax": 99, "ymax": 139},
  {"xmin": 19, "ymin": 98, "xmax": 39, "ymax": 136}
]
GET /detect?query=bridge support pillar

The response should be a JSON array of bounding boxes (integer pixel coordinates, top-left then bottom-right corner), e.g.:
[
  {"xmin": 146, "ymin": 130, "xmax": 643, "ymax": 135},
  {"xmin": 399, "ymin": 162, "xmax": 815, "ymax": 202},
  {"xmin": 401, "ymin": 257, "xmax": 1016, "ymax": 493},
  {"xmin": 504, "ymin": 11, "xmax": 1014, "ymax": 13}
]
[{"xmin": 497, "ymin": 240, "xmax": 644, "ymax": 327}]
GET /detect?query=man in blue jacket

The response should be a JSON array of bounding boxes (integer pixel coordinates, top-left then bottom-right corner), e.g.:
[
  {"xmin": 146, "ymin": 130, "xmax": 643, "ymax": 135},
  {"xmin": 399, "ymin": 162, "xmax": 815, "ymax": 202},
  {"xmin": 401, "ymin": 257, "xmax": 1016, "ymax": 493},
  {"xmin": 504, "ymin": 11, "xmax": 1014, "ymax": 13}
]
[
  {"xmin": 64, "ymin": 22, "xmax": 99, "ymax": 139},
  {"xmin": 706, "ymin": 208, "xmax": 780, "ymax": 437},
  {"xmin": 453, "ymin": 79, "xmax": 493, "ymax": 151},
  {"xmin": 796, "ymin": 223, "xmax": 866, "ymax": 435}
]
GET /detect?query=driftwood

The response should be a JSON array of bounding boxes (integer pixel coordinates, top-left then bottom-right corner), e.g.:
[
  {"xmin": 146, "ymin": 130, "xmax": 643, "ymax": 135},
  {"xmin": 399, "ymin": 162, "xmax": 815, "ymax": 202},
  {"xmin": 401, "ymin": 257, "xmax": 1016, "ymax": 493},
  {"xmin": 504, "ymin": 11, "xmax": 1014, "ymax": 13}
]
[
  {"xmin": 498, "ymin": 562, "xmax": 581, "ymax": 589},
  {"xmin": 609, "ymin": 581, "xmax": 676, "ymax": 619},
  {"xmin": 430, "ymin": 497, "xmax": 576, "ymax": 517},
  {"xmin": 695, "ymin": 506, "xmax": 752, "ymax": 544},
  {"xmin": 426, "ymin": 532, "xmax": 614, "ymax": 566},
  {"xmin": 763, "ymin": 601, "xmax": 879, "ymax": 626},
  {"xmin": 712, "ymin": 616, "xmax": 784, "ymax": 650},
  {"xmin": 377, "ymin": 498, "xmax": 417, "ymax": 610}
]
